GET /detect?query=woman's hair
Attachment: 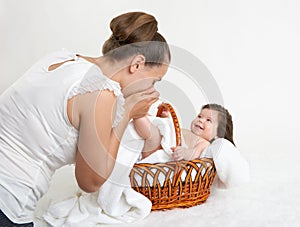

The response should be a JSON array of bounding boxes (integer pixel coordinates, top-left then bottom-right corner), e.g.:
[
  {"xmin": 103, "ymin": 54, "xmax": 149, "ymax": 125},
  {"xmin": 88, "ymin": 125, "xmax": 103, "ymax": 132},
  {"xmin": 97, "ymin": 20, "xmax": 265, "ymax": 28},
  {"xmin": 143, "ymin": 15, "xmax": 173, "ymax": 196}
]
[
  {"xmin": 102, "ymin": 12, "xmax": 170, "ymax": 66},
  {"xmin": 202, "ymin": 104, "xmax": 235, "ymax": 146}
]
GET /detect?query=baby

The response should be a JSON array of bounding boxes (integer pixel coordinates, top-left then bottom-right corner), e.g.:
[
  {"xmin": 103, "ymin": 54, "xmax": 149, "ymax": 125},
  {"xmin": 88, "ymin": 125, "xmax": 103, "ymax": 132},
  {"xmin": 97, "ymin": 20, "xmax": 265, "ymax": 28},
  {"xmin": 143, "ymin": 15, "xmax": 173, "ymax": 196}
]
[
  {"xmin": 172, "ymin": 103, "xmax": 235, "ymax": 161},
  {"xmin": 133, "ymin": 103, "xmax": 250, "ymax": 188},
  {"xmin": 133, "ymin": 103, "xmax": 235, "ymax": 161}
]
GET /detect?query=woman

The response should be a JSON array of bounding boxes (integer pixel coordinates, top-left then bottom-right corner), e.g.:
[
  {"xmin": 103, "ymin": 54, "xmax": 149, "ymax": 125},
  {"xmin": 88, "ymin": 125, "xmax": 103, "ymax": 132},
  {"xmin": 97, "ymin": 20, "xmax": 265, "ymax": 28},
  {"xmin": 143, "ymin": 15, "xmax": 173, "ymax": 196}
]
[{"xmin": 0, "ymin": 12, "xmax": 170, "ymax": 226}]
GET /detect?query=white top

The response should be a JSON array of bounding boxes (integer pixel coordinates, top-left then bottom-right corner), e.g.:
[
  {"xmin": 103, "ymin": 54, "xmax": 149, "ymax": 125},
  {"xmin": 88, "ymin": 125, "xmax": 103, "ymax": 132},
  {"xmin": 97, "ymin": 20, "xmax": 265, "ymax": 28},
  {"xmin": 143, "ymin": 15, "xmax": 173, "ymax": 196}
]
[{"xmin": 0, "ymin": 50, "xmax": 124, "ymax": 223}]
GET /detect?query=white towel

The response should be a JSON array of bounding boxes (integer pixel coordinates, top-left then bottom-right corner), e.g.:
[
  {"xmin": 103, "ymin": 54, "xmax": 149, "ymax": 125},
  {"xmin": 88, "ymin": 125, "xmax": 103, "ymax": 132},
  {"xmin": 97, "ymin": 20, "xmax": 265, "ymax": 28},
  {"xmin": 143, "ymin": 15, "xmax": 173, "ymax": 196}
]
[
  {"xmin": 43, "ymin": 117, "xmax": 176, "ymax": 226},
  {"xmin": 201, "ymin": 138, "xmax": 250, "ymax": 189}
]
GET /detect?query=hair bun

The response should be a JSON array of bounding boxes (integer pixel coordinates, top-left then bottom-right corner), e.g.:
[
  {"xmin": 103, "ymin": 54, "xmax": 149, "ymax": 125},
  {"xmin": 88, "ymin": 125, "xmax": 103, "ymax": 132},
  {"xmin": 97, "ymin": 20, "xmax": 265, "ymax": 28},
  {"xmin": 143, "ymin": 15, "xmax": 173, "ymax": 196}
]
[
  {"xmin": 102, "ymin": 11, "xmax": 170, "ymax": 63},
  {"xmin": 110, "ymin": 12, "xmax": 158, "ymax": 43}
]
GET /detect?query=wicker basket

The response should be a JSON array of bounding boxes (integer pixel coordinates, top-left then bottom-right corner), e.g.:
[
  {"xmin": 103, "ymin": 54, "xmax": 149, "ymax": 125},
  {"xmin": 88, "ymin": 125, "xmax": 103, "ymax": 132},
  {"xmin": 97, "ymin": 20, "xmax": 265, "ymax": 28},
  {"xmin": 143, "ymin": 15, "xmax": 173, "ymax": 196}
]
[{"xmin": 129, "ymin": 103, "xmax": 217, "ymax": 210}]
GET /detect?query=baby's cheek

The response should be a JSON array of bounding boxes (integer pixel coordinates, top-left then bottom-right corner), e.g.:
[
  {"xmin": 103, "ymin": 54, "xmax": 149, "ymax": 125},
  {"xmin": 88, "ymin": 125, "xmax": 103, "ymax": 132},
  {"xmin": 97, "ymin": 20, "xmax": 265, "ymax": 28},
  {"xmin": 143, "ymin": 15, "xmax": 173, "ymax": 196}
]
[{"xmin": 212, "ymin": 125, "xmax": 218, "ymax": 137}]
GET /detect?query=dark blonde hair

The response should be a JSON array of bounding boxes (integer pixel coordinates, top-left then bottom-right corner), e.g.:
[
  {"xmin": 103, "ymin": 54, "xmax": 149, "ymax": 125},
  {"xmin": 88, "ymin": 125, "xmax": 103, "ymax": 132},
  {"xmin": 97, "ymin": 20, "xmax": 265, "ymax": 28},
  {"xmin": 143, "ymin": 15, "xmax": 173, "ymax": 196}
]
[
  {"xmin": 202, "ymin": 104, "xmax": 235, "ymax": 146},
  {"xmin": 102, "ymin": 12, "xmax": 170, "ymax": 66}
]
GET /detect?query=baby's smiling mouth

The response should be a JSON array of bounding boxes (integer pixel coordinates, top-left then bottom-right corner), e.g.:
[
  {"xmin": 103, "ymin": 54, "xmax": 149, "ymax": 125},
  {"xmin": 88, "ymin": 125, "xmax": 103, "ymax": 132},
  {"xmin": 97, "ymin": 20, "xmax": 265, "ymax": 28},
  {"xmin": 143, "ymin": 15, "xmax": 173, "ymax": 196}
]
[{"xmin": 195, "ymin": 124, "xmax": 203, "ymax": 130}]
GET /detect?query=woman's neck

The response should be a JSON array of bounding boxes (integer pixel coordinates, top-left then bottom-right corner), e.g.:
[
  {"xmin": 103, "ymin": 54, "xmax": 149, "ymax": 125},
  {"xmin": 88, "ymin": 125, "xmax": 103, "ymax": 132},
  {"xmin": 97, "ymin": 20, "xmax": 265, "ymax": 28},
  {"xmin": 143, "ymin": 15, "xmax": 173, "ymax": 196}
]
[
  {"xmin": 78, "ymin": 55, "xmax": 133, "ymax": 97},
  {"xmin": 78, "ymin": 55, "xmax": 126, "ymax": 83}
]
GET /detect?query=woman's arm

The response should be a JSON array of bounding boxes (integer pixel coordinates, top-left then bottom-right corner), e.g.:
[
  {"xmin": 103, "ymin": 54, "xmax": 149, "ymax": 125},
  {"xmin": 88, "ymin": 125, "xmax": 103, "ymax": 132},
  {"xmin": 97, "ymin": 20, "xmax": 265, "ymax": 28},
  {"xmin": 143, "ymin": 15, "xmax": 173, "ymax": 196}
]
[
  {"xmin": 74, "ymin": 90, "xmax": 124, "ymax": 193},
  {"xmin": 75, "ymin": 88, "xmax": 159, "ymax": 193}
]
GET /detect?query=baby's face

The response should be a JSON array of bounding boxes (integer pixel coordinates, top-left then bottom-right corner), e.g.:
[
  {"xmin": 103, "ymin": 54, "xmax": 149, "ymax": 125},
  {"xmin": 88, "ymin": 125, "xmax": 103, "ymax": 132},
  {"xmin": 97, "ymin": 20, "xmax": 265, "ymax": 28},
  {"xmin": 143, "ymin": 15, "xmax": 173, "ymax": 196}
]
[{"xmin": 190, "ymin": 108, "xmax": 218, "ymax": 141}]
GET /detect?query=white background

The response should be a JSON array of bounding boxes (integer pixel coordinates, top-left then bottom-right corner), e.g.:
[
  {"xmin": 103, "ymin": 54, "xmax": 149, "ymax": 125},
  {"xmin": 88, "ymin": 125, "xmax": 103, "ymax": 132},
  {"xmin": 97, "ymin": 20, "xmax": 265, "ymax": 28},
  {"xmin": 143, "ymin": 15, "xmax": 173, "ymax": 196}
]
[{"xmin": 1, "ymin": 0, "xmax": 300, "ymax": 226}]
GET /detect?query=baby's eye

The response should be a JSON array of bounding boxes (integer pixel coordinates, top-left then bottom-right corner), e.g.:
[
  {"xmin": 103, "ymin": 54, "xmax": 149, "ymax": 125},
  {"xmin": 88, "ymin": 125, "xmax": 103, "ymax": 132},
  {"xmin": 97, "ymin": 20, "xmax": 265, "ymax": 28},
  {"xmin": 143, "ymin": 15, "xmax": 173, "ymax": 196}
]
[{"xmin": 206, "ymin": 119, "xmax": 212, "ymax": 122}]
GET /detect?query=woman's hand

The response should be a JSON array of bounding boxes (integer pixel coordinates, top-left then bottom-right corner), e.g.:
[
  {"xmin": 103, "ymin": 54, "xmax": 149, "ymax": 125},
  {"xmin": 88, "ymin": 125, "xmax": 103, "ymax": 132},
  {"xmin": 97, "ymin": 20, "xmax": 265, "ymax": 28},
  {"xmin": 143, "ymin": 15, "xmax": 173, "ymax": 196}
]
[{"xmin": 124, "ymin": 87, "xmax": 160, "ymax": 120}]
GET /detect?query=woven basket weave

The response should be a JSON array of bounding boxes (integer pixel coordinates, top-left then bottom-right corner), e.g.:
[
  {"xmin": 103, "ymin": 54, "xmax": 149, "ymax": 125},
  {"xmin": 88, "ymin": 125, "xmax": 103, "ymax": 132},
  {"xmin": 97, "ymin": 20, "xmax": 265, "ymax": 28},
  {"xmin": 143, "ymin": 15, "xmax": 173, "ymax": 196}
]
[{"xmin": 129, "ymin": 103, "xmax": 217, "ymax": 210}]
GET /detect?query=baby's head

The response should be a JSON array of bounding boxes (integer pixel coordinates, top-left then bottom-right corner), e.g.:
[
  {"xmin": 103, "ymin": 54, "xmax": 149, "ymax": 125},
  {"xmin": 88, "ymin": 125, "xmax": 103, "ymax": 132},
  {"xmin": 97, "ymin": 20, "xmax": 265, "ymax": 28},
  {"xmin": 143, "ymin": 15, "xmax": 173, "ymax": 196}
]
[{"xmin": 190, "ymin": 104, "xmax": 235, "ymax": 146}]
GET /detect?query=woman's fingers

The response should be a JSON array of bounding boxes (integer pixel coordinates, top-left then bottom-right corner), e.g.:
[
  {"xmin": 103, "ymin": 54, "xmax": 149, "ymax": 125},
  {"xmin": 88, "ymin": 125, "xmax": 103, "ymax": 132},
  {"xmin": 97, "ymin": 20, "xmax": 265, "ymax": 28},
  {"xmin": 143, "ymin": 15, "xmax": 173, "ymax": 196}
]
[
  {"xmin": 128, "ymin": 88, "xmax": 159, "ymax": 104},
  {"xmin": 124, "ymin": 88, "xmax": 160, "ymax": 119},
  {"xmin": 142, "ymin": 86, "xmax": 157, "ymax": 95}
]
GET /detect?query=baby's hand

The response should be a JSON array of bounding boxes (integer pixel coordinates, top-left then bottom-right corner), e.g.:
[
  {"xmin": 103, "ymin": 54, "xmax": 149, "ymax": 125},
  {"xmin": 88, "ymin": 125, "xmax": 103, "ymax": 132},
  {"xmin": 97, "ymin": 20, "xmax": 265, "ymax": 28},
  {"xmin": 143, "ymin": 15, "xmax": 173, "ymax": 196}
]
[
  {"xmin": 172, "ymin": 146, "xmax": 198, "ymax": 161},
  {"xmin": 171, "ymin": 146, "xmax": 184, "ymax": 161},
  {"xmin": 171, "ymin": 146, "xmax": 185, "ymax": 161}
]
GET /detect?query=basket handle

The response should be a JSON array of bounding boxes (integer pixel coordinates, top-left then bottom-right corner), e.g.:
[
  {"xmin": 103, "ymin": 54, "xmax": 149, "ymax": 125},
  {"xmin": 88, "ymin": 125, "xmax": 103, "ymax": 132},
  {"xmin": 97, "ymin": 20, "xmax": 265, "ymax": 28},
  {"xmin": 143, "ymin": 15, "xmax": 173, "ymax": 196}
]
[{"xmin": 156, "ymin": 103, "xmax": 182, "ymax": 147}]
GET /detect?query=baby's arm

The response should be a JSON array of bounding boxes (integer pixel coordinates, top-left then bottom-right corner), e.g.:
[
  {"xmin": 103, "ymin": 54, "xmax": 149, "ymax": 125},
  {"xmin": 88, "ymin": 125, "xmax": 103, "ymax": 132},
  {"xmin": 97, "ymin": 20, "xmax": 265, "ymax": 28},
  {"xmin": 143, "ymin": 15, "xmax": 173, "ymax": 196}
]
[
  {"xmin": 133, "ymin": 116, "xmax": 162, "ymax": 159},
  {"xmin": 172, "ymin": 138, "xmax": 210, "ymax": 161}
]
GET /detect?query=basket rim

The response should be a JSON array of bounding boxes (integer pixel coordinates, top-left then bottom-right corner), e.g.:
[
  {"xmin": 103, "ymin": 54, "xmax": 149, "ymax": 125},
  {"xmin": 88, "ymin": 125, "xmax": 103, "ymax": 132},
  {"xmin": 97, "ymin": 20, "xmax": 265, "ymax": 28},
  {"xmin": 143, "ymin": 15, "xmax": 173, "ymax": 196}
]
[{"xmin": 156, "ymin": 102, "xmax": 182, "ymax": 147}]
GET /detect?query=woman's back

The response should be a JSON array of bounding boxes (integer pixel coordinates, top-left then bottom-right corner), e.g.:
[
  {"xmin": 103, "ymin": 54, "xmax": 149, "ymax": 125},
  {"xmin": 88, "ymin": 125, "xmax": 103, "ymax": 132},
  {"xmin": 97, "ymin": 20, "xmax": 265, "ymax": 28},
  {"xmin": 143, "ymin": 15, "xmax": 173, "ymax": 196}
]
[{"xmin": 0, "ymin": 50, "xmax": 123, "ymax": 222}]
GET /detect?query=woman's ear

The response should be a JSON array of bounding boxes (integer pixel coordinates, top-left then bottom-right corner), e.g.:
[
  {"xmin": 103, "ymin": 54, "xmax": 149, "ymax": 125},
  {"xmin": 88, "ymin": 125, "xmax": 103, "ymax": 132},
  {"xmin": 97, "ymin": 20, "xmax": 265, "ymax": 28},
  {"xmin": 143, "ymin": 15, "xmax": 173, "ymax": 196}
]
[{"xmin": 129, "ymin": 55, "xmax": 146, "ymax": 73}]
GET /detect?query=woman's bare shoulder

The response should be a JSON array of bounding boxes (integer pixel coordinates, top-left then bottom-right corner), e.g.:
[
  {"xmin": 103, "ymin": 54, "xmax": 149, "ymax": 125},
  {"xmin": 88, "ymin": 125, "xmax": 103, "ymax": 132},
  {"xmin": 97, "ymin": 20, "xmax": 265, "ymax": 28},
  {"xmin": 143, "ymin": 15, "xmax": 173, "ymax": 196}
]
[{"xmin": 67, "ymin": 90, "xmax": 116, "ymax": 128}]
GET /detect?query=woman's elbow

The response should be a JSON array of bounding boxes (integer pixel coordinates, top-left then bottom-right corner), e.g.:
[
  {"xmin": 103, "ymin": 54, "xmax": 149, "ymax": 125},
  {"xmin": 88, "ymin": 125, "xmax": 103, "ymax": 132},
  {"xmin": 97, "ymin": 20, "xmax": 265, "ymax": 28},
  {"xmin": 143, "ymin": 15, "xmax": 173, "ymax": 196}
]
[
  {"xmin": 75, "ymin": 151, "xmax": 113, "ymax": 193},
  {"xmin": 75, "ymin": 164, "xmax": 108, "ymax": 193},
  {"xmin": 77, "ymin": 182, "xmax": 101, "ymax": 193},
  {"xmin": 75, "ymin": 175, "xmax": 106, "ymax": 193}
]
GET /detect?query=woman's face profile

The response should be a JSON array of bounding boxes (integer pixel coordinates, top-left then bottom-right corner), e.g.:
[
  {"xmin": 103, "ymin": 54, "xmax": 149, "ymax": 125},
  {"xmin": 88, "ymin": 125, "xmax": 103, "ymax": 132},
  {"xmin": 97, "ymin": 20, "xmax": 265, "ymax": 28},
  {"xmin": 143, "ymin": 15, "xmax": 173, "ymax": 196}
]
[{"xmin": 122, "ymin": 64, "xmax": 168, "ymax": 97}]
